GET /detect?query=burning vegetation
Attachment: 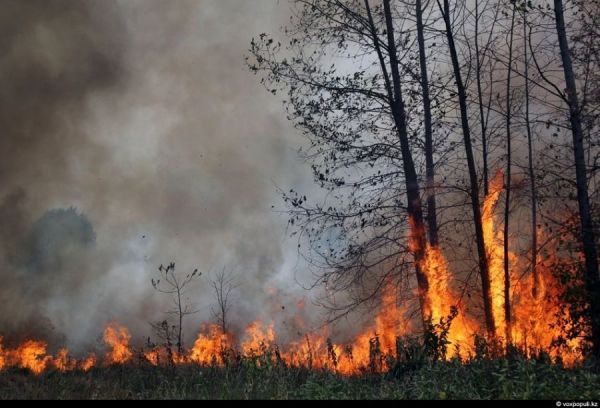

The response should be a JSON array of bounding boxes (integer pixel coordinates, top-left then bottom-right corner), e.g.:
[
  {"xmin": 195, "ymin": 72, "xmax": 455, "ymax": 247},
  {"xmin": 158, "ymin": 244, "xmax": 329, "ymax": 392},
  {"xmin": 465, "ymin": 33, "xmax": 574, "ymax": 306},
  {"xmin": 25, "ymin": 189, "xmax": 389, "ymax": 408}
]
[
  {"xmin": 0, "ymin": 182, "xmax": 587, "ymax": 374},
  {"xmin": 0, "ymin": 2, "xmax": 598, "ymax": 401}
]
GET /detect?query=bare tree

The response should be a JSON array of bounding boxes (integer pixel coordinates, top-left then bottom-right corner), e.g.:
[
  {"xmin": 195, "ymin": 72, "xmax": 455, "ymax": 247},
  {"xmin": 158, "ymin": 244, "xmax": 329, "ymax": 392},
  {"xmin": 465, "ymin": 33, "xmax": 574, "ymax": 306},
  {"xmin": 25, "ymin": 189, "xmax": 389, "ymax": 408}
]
[
  {"xmin": 210, "ymin": 267, "xmax": 237, "ymax": 334},
  {"xmin": 151, "ymin": 262, "xmax": 201, "ymax": 355}
]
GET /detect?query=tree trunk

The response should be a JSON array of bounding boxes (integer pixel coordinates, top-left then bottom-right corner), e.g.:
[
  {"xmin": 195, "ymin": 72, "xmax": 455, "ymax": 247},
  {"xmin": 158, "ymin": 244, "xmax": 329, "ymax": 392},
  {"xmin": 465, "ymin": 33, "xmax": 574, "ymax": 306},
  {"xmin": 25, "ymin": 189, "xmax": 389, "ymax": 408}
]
[
  {"xmin": 503, "ymin": 4, "xmax": 516, "ymax": 344},
  {"xmin": 366, "ymin": 0, "xmax": 430, "ymax": 322},
  {"xmin": 475, "ymin": 1, "xmax": 489, "ymax": 196},
  {"xmin": 416, "ymin": 0, "xmax": 439, "ymax": 247},
  {"xmin": 554, "ymin": 0, "xmax": 600, "ymax": 359},
  {"xmin": 382, "ymin": 0, "xmax": 429, "ymax": 318},
  {"xmin": 523, "ymin": 10, "xmax": 539, "ymax": 299},
  {"xmin": 439, "ymin": 0, "xmax": 496, "ymax": 337},
  {"xmin": 177, "ymin": 286, "xmax": 184, "ymax": 355}
]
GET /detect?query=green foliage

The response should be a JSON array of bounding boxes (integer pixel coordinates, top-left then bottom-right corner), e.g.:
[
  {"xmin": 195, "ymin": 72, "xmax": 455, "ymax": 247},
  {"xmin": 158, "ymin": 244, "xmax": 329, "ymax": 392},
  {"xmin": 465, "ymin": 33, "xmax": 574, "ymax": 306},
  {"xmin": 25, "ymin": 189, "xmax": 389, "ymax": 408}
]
[{"xmin": 0, "ymin": 357, "xmax": 598, "ymax": 399}]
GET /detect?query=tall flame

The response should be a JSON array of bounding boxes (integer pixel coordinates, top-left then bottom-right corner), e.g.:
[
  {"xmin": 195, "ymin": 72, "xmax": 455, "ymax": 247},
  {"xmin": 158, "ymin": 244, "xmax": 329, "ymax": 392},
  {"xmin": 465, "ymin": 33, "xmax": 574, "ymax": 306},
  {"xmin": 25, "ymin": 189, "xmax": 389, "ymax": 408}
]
[{"xmin": 482, "ymin": 171, "xmax": 507, "ymax": 338}]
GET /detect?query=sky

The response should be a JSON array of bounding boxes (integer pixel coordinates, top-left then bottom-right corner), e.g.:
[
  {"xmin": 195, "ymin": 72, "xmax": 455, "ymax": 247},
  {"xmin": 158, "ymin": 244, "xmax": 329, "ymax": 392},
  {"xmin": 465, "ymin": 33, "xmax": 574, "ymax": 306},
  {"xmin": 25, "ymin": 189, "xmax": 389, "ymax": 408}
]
[{"xmin": 0, "ymin": 0, "xmax": 322, "ymax": 349}]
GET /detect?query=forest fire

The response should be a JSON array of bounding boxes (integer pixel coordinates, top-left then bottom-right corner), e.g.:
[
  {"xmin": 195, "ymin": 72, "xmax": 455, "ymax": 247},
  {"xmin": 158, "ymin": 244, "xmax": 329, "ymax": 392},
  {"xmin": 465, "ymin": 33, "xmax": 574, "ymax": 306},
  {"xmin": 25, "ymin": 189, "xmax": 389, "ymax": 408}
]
[{"xmin": 0, "ymin": 171, "xmax": 586, "ymax": 375}]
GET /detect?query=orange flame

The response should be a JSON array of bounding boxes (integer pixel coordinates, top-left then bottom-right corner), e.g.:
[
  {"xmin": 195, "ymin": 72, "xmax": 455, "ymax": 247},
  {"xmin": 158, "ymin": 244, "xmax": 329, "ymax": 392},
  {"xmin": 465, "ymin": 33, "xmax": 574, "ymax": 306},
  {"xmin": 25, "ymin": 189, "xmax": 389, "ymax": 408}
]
[
  {"xmin": 103, "ymin": 323, "xmax": 133, "ymax": 365},
  {"xmin": 242, "ymin": 321, "xmax": 275, "ymax": 356},
  {"xmin": 0, "ymin": 337, "xmax": 5, "ymax": 371},
  {"xmin": 188, "ymin": 325, "xmax": 232, "ymax": 366},
  {"xmin": 0, "ymin": 172, "xmax": 586, "ymax": 373},
  {"xmin": 143, "ymin": 348, "xmax": 161, "ymax": 366},
  {"xmin": 11, "ymin": 340, "xmax": 51, "ymax": 374},
  {"xmin": 53, "ymin": 348, "xmax": 77, "ymax": 372},
  {"xmin": 80, "ymin": 354, "xmax": 97, "ymax": 371},
  {"xmin": 482, "ymin": 171, "xmax": 507, "ymax": 338}
]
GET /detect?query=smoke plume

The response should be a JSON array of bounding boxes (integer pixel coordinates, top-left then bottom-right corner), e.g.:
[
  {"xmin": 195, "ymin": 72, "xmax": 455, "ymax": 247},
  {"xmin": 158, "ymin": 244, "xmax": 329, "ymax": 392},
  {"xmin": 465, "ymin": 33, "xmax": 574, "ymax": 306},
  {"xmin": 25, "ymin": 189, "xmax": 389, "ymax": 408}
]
[{"xmin": 0, "ymin": 0, "xmax": 316, "ymax": 350}]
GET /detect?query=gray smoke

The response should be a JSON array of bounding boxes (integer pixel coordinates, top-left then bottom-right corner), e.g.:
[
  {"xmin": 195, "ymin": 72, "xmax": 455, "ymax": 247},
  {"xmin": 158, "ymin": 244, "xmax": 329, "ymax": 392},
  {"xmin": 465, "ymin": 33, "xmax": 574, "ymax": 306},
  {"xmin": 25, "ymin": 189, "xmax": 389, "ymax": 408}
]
[{"xmin": 0, "ymin": 0, "xmax": 320, "ymax": 351}]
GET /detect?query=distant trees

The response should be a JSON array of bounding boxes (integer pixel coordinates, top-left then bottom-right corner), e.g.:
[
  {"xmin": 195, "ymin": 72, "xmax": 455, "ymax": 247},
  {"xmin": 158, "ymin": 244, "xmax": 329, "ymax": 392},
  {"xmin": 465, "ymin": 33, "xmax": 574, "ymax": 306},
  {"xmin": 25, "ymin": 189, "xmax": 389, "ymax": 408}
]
[{"xmin": 249, "ymin": 0, "xmax": 599, "ymax": 357}]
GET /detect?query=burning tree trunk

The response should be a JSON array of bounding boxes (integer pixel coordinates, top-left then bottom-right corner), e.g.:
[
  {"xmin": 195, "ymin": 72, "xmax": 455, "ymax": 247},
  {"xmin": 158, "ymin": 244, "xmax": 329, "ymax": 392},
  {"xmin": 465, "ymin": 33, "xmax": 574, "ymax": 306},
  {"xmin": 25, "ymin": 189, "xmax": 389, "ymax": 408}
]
[
  {"xmin": 553, "ymin": 0, "xmax": 600, "ymax": 359},
  {"xmin": 366, "ymin": 0, "xmax": 430, "ymax": 320},
  {"xmin": 438, "ymin": 0, "xmax": 496, "ymax": 337}
]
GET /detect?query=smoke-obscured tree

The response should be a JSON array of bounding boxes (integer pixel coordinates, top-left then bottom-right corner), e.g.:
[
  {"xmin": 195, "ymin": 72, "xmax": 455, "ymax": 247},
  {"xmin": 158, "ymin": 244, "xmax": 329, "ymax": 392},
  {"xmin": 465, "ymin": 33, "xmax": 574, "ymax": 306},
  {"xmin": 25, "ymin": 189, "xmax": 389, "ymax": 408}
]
[
  {"xmin": 210, "ymin": 267, "xmax": 237, "ymax": 334},
  {"xmin": 151, "ymin": 262, "xmax": 200, "ymax": 355}
]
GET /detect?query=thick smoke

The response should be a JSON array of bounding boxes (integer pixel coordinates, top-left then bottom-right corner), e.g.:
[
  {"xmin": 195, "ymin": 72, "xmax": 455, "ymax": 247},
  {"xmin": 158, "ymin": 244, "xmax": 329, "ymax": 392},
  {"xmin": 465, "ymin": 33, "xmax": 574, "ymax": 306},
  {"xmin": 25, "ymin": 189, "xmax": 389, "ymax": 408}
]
[{"xmin": 0, "ymin": 0, "xmax": 318, "ymax": 350}]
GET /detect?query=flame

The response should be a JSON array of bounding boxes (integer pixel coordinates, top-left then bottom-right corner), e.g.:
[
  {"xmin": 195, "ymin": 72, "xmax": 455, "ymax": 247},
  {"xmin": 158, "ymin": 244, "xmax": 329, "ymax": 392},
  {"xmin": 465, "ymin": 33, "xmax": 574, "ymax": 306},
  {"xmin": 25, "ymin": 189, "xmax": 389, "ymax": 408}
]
[
  {"xmin": 242, "ymin": 321, "xmax": 275, "ymax": 356},
  {"xmin": 188, "ymin": 325, "xmax": 232, "ymax": 366},
  {"xmin": 482, "ymin": 171, "xmax": 507, "ymax": 338},
  {"xmin": 103, "ymin": 323, "xmax": 133, "ymax": 365},
  {"xmin": 0, "ymin": 337, "xmax": 5, "ymax": 371},
  {"xmin": 11, "ymin": 340, "xmax": 51, "ymax": 374},
  {"xmin": 510, "ymin": 233, "xmax": 583, "ymax": 365},
  {"xmin": 144, "ymin": 348, "xmax": 161, "ymax": 366},
  {"xmin": 409, "ymin": 217, "xmax": 477, "ymax": 359},
  {"xmin": 53, "ymin": 348, "xmax": 77, "ymax": 372},
  {"xmin": 80, "ymin": 354, "xmax": 97, "ymax": 371},
  {"xmin": 0, "ymin": 169, "xmax": 587, "ymax": 373}
]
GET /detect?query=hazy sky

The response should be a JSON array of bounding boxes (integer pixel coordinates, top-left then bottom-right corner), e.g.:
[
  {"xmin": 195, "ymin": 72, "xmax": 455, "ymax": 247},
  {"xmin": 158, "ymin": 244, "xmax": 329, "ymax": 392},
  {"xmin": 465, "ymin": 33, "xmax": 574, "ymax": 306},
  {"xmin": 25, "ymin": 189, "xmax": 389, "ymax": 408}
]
[{"xmin": 0, "ymin": 0, "xmax": 322, "ymax": 348}]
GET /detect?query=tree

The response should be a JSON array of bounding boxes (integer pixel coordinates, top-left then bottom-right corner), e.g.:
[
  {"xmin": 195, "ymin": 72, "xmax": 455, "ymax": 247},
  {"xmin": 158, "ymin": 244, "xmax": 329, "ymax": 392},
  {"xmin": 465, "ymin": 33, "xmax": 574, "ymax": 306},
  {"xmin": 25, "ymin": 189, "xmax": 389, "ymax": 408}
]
[
  {"xmin": 553, "ymin": 0, "xmax": 600, "ymax": 359},
  {"xmin": 415, "ymin": 0, "xmax": 439, "ymax": 247},
  {"xmin": 151, "ymin": 262, "xmax": 201, "ymax": 355},
  {"xmin": 502, "ymin": 1, "xmax": 517, "ymax": 344},
  {"xmin": 210, "ymin": 268, "xmax": 237, "ymax": 334},
  {"xmin": 437, "ymin": 0, "xmax": 496, "ymax": 336},
  {"xmin": 249, "ymin": 0, "xmax": 437, "ymax": 324},
  {"xmin": 378, "ymin": 0, "xmax": 430, "ymax": 320},
  {"xmin": 473, "ymin": 0, "xmax": 502, "ymax": 196},
  {"xmin": 521, "ymin": 4, "xmax": 539, "ymax": 299}
]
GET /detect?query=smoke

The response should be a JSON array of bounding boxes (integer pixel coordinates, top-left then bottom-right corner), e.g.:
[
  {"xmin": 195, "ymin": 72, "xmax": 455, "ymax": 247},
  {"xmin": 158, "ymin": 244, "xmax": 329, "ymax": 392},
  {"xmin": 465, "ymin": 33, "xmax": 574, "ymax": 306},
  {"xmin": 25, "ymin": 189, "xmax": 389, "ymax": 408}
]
[{"xmin": 0, "ymin": 0, "xmax": 319, "ymax": 350}]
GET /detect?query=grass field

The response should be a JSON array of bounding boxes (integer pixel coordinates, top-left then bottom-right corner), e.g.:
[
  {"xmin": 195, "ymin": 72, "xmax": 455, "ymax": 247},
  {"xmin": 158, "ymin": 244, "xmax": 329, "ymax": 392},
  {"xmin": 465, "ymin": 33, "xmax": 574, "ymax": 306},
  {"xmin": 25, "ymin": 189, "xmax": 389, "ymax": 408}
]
[{"xmin": 1, "ymin": 357, "xmax": 599, "ymax": 399}]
